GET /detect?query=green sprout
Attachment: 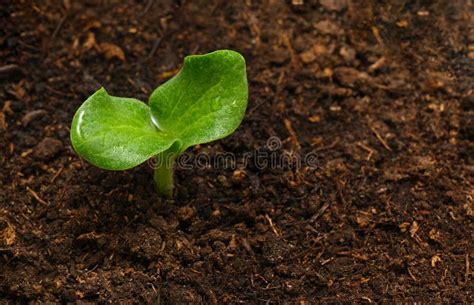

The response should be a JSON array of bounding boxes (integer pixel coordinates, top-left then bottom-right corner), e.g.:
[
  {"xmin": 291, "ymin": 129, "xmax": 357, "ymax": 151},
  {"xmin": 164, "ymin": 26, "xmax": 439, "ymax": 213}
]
[{"xmin": 70, "ymin": 50, "xmax": 248, "ymax": 197}]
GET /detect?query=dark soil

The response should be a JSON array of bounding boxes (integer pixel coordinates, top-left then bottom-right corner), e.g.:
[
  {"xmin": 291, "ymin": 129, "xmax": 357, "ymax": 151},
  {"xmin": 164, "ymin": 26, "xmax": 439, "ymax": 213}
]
[{"xmin": 1, "ymin": 0, "xmax": 473, "ymax": 303}]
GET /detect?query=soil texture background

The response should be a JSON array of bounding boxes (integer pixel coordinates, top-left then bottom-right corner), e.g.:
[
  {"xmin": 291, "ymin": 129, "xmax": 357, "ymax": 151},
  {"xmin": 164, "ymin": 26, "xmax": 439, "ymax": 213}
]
[{"xmin": 1, "ymin": 0, "xmax": 473, "ymax": 303}]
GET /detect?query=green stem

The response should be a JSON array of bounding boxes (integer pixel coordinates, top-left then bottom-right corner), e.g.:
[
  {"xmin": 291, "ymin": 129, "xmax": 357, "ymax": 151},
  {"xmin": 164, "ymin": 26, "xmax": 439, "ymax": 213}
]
[{"xmin": 153, "ymin": 151, "xmax": 176, "ymax": 198}]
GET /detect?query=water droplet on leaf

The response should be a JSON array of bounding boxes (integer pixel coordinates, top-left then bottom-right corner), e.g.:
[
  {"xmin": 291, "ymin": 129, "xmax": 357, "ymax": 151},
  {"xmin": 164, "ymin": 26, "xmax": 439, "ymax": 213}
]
[
  {"xmin": 150, "ymin": 113, "xmax": 163, "ymax": 131},
  {"xmin": 75, "ymin": 110, "xmax": 85, "ymax": 138},
  {"xmin": 211, "ymin": 98, "xmax": 222, "ymax": 112}
]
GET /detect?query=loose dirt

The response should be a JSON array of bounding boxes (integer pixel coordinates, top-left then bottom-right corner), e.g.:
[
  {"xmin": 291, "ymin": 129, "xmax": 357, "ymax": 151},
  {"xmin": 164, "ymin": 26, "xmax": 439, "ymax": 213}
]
[{"xmin": 1, "ymin": 0, "xmax": 473, "ymax": 303}]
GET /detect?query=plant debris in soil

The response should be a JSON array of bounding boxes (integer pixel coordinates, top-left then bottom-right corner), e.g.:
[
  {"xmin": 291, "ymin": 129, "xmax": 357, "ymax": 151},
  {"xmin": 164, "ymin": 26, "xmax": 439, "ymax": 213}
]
[{"xmin": 1, "ymin": 0, "xmax": 473, "ymax": 303}]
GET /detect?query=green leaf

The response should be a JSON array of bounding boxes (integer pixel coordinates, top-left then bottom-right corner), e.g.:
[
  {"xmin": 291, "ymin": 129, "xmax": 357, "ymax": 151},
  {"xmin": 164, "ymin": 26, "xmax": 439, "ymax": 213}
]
[
  {"xmin": 71, "ymin": 88, "xmax": 175, "ymax": 170},
  {"xmin": 70, "ymin": 50, "xmax": 248, "ymax": 181},
  {"xmin": 149, "ymin": 49, "xmax": 248, "ymax": 152}
]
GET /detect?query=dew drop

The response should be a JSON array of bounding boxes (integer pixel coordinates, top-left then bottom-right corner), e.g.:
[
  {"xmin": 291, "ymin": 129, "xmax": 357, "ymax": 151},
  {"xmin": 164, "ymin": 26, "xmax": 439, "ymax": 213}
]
[
  {"xmin": 75, "ymin": 110, "xmax": 85, "ymax": 138},
  {"xmin": 211, "ymin": 98, "xmax": 222, "ymax": 112},
  {"xmin": 150, "ymin": 113, "xmax": 163, "ymax": 131}
]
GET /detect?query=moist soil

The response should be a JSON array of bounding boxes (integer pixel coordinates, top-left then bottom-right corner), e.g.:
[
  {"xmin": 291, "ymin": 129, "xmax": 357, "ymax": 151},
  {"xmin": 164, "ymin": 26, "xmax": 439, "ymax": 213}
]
[{"xmin": 1, "ymin": 0, "xmax": 473, "ymax": 303}]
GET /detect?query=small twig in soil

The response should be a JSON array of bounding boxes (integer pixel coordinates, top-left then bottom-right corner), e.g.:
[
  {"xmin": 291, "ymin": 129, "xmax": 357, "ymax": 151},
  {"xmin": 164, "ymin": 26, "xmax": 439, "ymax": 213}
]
[
  {"xmin": 0, "ymin": 65, "xmax": 23, "ymax": 80},
  {"xmin": 21, "ymin": 110, "xmax": 47, "ymax": 127},
  {"xmin": 309, "ymin": 202, "xmax": 330, "ymax": 223},
  {"xmin": 255, "ymin": 273, "xmax": 269, "ymax": 285},
  {"xmin": 371, "ymin": 26, "xmax": 384, "ymax": 46},
  {"xmin": 284, "ymin": 118, "xmax": 300, "ymax": 150},
  {"xmin": 84, "ymin": 264, "xmax": 99, "ymax": 274},
  {"xmin": 144, "ymin": 36, "xmax": 163, "ymax": 62},
  {"xmin": 368, "ymin": 123, "xmax": 392, "ymax": 151},
  {"xmin": 321, "ymin": 257, "xmax": 334, "ymax": 265},
  {"xmin": 336, "ymin": 180, "xmax": 348, "ymax": 206},
  {"xmin": 16, "ymin": 40, "xmax": 40, "ymax": 51},
  {"xmin": 52, "ymin": 15, "xmax": 67, "ymax": 40},
  {"xmin": 368, "ymin": 56, "xmax": 386, "ymax": 73},
  {"xmin": 265, "ymin": 214, "xmax": 281, "ymax": 237},
  {"xmin": 46, "ymin": 85, "xmax": 75, "ymax": 97},
  {"xmin": 50, "ymin": 166, "xmax": 64, "ymax": 183},
  {"xmin": 407, "ymin": 267, "xmax": 418, "ymax": 281},
  {"xmin": 313, "ymin": 138, "xmax": 340, "ymax": 152},
  {"xmin": 247, "ymin": 99, "xmax": 266, "ymax": 116},
  {"xmin": 356, "ymin": 142, "xmax": 375, "ymax": 161},
  {"xmin": 466, "ymin": 254, "xmax": 470, "ymax": 283},
  {"xmin": 440, "ymin": 267, "xmax": 448, "ymax": 285},
  {"xmin": 20, "ymin": 149, "xmax": 33, "ymax": 158},
  {"xmin": 140, "ymin": 0, "xmax": 154, "ymax": 16},
  {"xmin": 274, "ymin": 70, "xmax": 286, "ymax": 96},
  {"xmin": 281, "ymin": 31, "xmax": 299, "ymax": 68},
  {"xmin": 26, "ymin": 186, "xmax": 49, "ymax": 205}
]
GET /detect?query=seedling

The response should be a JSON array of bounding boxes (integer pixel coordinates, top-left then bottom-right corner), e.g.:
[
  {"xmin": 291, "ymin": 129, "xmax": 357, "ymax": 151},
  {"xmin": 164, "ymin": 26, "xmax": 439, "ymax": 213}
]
[{"xmin": 71, "ymin": 50, "xmax": 248, "ymax": 197}]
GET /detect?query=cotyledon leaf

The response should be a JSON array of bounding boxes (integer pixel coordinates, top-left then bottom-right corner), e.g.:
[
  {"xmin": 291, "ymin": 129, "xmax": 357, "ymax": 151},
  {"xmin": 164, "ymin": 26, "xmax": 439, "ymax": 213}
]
[
  {"xmin": 71, "ymin": 50, "xmax": 248, "ymax": 175},
  {"xmin": 70, "ymin": 88, "xmax": 175, "ymax": 170},
  {"xmin": 149, "ymin": 49, "xmax": 248, "ymax": 152}
]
